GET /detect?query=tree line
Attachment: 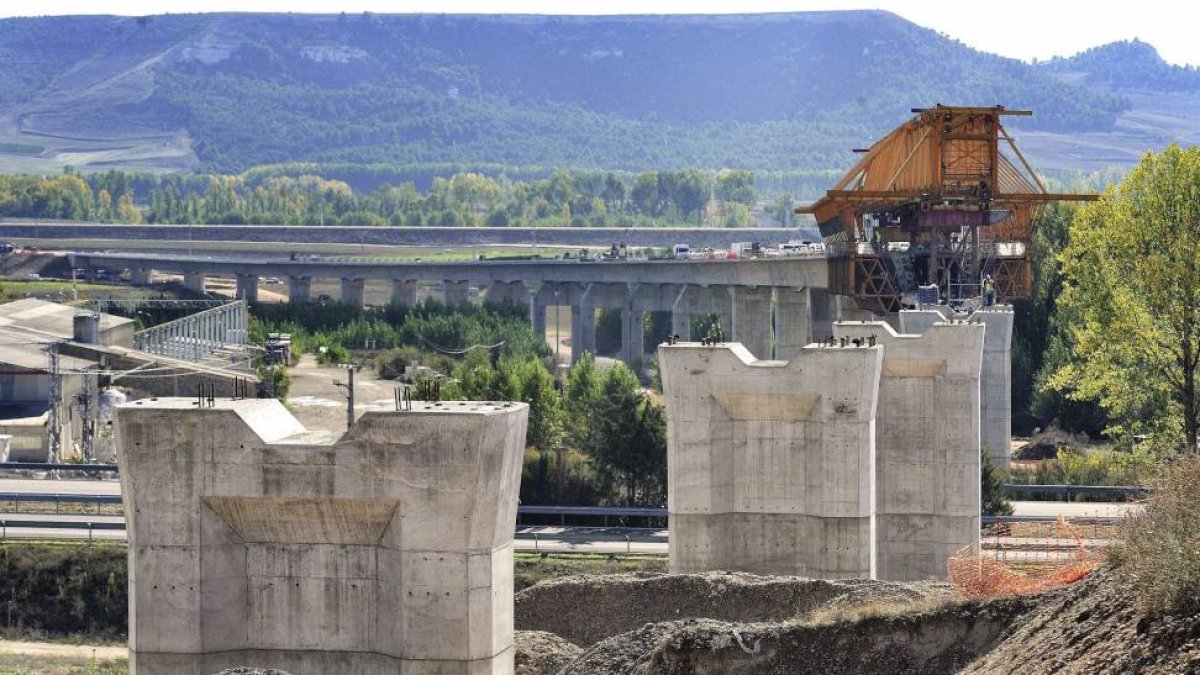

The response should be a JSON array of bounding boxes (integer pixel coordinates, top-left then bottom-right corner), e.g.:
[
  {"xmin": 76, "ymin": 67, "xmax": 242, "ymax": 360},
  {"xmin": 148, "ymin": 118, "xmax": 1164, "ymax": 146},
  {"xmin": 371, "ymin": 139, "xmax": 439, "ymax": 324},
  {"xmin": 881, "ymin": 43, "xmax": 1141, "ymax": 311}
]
[{"xmin": 0, "ymin": 167, "xmax": 790, "ymax": 228}]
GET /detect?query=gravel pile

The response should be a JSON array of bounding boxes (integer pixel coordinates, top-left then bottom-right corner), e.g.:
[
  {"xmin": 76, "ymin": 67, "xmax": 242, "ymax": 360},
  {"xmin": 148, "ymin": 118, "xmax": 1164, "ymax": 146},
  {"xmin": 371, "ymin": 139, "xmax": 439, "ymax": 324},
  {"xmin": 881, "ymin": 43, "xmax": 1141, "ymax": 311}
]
[{"xmin": 515, "ymin": 630, "xmax": 584, "ymax": 675}]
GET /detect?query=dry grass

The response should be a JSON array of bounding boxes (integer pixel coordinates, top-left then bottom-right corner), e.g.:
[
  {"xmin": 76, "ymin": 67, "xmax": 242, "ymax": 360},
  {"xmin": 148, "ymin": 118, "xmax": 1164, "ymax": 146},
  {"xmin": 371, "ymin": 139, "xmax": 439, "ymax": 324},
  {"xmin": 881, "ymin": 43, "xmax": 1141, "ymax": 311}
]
[
  {"xmin": 798, "ymin": 594, "xmax": 966, "ymax": 627},
  {"xmin": 0, "ymin": 653, "xmax": 126, "ymax": 675},
  {"xmin": 1109, "ymin": 458, "xmax": 1200, "ymax": 615}
]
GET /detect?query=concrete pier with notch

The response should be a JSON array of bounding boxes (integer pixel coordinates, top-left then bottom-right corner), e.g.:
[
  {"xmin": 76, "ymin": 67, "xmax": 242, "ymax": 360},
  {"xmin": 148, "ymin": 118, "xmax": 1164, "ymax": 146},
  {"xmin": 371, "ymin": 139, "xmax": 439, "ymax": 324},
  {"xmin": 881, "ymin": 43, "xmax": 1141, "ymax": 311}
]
[
  {"xmin": 833, "ymin": 321, "xmax": 984, "ymax": 581},
  {"xmin": 116, "ymin": 397, "xmax": 528, "ymax": 675},
  {"xmin": 900, "ymin": 305, "xmax": 1014, "ymax": 467},
  {"xmin": 659, "ymin": 342, "xmax": 882, "ymax": 579}
]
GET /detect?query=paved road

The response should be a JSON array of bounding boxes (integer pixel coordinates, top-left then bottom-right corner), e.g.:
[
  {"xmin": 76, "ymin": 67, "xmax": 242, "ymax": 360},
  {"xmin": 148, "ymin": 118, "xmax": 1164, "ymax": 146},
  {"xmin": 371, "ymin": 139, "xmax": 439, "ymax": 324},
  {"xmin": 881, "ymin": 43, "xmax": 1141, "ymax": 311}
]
[
  {"xmin": 0, "ymin": 478, "xmax": 121, "ymax": 495},
  {"xmin": 0, "ymin": 478, "xmax": 1137, "ymax": 518}
]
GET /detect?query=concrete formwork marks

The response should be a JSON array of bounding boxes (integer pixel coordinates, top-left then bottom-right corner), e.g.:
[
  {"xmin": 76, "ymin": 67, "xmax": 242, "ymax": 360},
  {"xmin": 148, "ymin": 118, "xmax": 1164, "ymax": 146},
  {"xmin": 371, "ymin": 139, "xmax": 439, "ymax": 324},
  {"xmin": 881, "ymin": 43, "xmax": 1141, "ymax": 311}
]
[
  {"xmin": 833, "ymin": 320, "xmax": 983, "ymax": 581},
  {"xmin": 116, "ymin": 397, "xmax": 528, "ymax": 675},
  {"xmin": 659, "ymin": 342, "xmax": 882, "ymax": 580}
]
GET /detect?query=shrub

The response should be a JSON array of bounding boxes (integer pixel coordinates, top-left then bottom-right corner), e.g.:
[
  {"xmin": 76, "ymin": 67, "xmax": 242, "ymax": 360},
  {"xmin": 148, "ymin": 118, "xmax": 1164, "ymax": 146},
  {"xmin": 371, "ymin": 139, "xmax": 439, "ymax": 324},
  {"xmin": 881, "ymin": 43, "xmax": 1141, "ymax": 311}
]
[
  {"xmin": 981, "ymin": 451, "xmax": 1013, "ymax": 516},
  {"xmin": 1008, "ymin": 445, "xmax": 1157, "ymax": 500},
  {"xmin": 1111, "ymin": 458, "xmax": 1200, "ymax": 615}
]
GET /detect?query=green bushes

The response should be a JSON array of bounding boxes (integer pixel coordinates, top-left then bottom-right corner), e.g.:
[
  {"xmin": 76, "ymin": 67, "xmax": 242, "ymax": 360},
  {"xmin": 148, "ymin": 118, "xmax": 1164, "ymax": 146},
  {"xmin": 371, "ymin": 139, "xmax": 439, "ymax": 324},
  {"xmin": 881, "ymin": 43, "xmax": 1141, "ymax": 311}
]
[
  {"xmin": 0, "ymin": 543, "xmax": 126, "ymax": 640},
  {"xmin": 1008, "ymin": 446, "xmax": 1156, "ymax": 498},
  {"xmin": 981, "ymin": 451, "xmax": 1013, "ymax": 516},
  {"xmin": 1112, "ymin": 459, "xmax": 1200, "ymax": 615}
]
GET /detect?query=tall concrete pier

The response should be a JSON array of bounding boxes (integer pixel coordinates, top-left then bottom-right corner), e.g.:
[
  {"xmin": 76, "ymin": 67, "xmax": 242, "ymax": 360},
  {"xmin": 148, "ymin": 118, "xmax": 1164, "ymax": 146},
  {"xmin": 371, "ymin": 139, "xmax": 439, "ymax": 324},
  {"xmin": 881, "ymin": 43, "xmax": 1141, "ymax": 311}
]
[
  {"xmin": 659, "ymin": 342, "xmax": 882, "ymax": 579},
  {"xmin": 900, "ymin": 305, "xmax": 1014, "ymax": 466},
  {"xmin": 833, "ymin": 321, "xmax": 983, "ymax": 581},
  {"xmin": 116, "ymin": 398, "xmax": 528, "ymax": 675}
]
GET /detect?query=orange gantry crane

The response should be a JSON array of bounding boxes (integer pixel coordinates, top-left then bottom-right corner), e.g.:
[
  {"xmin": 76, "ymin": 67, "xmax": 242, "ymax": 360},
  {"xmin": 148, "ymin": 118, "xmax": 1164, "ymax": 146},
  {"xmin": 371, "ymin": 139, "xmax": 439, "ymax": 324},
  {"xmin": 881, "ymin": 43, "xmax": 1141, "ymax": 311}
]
[{"xmin": 797, "ymin": 104, "xmax": 1098, "ymax": 314}]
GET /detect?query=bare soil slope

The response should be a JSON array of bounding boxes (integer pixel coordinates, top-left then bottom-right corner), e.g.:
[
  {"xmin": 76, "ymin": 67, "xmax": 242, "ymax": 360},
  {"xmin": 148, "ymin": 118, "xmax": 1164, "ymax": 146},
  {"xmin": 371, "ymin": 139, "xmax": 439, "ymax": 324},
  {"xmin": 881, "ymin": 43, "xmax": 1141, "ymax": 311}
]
[
  {"xmin": 514, "ymin": 572, "xmax": 953, "ymax": 647},
  {"xmin": 963, "ymin": 568, "xmax": 1200, "ymax": 675}
]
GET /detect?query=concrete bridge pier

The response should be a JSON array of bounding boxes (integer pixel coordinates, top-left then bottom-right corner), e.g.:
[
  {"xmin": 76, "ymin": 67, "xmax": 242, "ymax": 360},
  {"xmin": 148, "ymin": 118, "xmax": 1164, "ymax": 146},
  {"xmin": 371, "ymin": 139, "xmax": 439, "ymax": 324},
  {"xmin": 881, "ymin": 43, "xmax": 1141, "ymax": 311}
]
[
  {"xmin": 773, "ymin": 287, "xmax": 811, "ymax": 359},
  {"xmin": 571, "ymin": 284, "xmax": 597, "ymax": 363},
  {"xmin": 809, "ymin": 288, "xmax": 841, "ymax": 341},
  {"xmin": 389, "ymin": 279, "xmax": 418, "ymax": 306},
  {"xmin": 526, "ymin": 282, "xmax": 547, "ymax": 340},
  {"xmin": 235, "ymin": 274, "xmax": 258, "ymax": 302},
  {"xmin": 340, "ymin": 278, "xmax": 365, "ymax": 306},
  {"xmin": 621, "ymin": 285, "xmax": 643, "ymax": 366},
  {"xmin": 671, "ymin": 285, "xmax": 691, "ymax": 340},
  {"xmin": 182, "ymin": 271, "xmax": 206, "ymax": 294},
  {"xmin": 443, "ymin": 280, "xmax": 469, "ymax": 305},
  {"xmin": 130, "ymin": 268, "xmax": 152, "ymax": 286},
  {"xmin": 730, "ymin": 286, "xmax": 772, "ymax": 360},
  {"xmin": 485, "ymin": 281, "xmax": 520, "ymax": 304},
  {"xmin": 288, "ymin": 276, "xmax": 311, "ymax": 303}
]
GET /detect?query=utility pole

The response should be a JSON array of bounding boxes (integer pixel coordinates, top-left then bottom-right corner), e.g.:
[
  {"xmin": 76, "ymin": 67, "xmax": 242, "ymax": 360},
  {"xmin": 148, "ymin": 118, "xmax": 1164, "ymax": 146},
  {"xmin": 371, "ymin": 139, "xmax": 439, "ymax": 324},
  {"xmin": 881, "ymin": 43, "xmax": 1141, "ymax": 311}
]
[
  {"xmin": 333, "ymin": 363, "xmax": 360, "ymax": 433},
  {"xmin": 76, "ymin": 370, "xmax": 97, "ymax": 462},
  {"xmin": 45, "ymin": 342, "xmax": 62, "ymax": 466}
]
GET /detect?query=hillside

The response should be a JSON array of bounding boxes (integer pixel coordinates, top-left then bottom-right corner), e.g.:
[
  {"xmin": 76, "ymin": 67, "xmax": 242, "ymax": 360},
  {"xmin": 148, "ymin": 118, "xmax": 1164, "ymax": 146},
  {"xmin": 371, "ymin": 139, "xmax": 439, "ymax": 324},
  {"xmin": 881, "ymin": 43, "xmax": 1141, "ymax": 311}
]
[
  {"xmin": 0, "ymin": 11, "xmax": 1133, "ymax": 177},
  {"xmin": 1041, "ymin": 39, "xmax": 1200, "ymax": 92}
]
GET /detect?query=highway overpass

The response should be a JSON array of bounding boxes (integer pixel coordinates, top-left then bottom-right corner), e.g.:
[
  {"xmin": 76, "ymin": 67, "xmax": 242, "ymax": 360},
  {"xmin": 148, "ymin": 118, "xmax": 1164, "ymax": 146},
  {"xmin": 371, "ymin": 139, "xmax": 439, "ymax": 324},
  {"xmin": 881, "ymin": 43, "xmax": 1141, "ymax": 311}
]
[
  {"xmin": 0, "ymin": 222, "xmax": 810, "ymax": 250},
  {"xmin": 70, "ymin": 251, "xmax": 852, "ymax": 364}
]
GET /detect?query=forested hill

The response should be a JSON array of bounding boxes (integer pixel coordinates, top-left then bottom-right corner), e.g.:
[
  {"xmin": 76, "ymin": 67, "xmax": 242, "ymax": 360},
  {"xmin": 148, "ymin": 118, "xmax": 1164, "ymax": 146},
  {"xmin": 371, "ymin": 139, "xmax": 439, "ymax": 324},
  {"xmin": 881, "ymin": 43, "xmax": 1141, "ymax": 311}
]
[
  {"xmin": 0, "ymin": 11, "xmax": 1147, "ymax": 175},
  {"xmin": 1040, "ymin": 39, "xmax": 1200, "ymax": 92}
]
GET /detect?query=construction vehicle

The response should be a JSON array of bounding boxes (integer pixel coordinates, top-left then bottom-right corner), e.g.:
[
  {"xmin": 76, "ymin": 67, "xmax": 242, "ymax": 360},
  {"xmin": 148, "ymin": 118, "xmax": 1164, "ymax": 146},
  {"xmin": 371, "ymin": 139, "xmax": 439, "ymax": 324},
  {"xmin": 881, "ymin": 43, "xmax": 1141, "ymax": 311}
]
[{"xmin": 797, "ymin": 104, "xmax": 1098, "ymax": 313}]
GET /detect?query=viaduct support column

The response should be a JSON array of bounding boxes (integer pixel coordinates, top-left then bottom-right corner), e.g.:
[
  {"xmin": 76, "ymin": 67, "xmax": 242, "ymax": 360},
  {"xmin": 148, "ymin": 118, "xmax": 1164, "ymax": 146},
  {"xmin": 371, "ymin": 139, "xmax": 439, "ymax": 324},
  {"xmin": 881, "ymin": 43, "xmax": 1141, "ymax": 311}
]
[
  {"xmin": 622, "ymin": 296, "xmax": 643, "ymax": 367},
  {"xmin": 973, "ymin": 307, "xmax": 1015, "ymax": 467},
  {"xmin": 288, "ymin": 276, "xmax": 311, "ymax": 304},
  {"xmin": 130, "ymin": 268, "xmax": 152, "ymax": 286},
  {"xmin": 486, "ymin": 281, "xmax": 518, "ymax": 305},
  {"xmin": 730, "ymin": 286, "xmax": 772, "ymax": 359},
  {"xmin": 443, "ymin": 281, "xmax": 469, "ymax": 306},
  {"xmin": 809, "ymin": 288, "xmax": 839, "ymax": 341},
  {"xmin": 571, "ymin": 284, "xmax": 596, "ymax": 363},
  {"xmin": 340, "ymin": 278, "xmax": 365, "ymax": 307},
  {"xmin": 389, "ymin": 279, "xmax": 418, "ymax": 307},
  {"xmin": 235, "ymin": 274, "xmax": 258, "ymax": 303},
  {"xmin": 526, "ymin": 282, "xmax": 547, "ymax": 343},
  {"xmin": 773, "ymin": 287, "xmax": 811, "ymax": 360},
  {"xmin": 671, "ymin": 285, "xmax": 691, "ymax": 340},
  {"xmin": 182, "ymin": 271, "xmax": 206, "ymax": 294}
]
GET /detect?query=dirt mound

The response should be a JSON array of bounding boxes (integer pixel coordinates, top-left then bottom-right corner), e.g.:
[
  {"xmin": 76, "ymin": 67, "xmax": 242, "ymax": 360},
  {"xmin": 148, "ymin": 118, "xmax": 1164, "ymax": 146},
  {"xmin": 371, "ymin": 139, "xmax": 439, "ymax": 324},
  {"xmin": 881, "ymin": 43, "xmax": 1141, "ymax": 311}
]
[
  {"xmin": 963, "ymin": 567, "xmax": 1200, "ymax": 674},
  {"xmin": 515, "ymin": 630, "xmax": 585, "ymax": 675},
  {"xmin": 0, "ymin": 252, "xmax": 69, "ymax": 278},
  {"xmin": 557, "ymin": 600, "xmax": 1028, "ymax": 675},
  {"xmin": 515, "ymin": 571, "xmax": 952, "ymax": 646}
]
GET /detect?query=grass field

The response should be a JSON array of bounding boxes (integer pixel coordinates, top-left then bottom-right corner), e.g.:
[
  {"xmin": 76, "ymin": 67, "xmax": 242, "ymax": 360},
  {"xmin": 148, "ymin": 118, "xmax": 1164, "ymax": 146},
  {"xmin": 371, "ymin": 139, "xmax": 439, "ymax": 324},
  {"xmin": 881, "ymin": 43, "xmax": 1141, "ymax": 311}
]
[{"xmin": 0, "ymin": 653, "xmax": 126, "ymax": 675}]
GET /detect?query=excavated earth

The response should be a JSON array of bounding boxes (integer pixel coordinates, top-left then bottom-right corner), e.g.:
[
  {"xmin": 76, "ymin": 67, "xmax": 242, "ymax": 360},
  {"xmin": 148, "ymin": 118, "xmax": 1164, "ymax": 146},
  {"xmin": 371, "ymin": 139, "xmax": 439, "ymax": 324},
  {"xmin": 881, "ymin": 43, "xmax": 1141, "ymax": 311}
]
[
  {"xmin": 514, "ymin": 571, "xmax": 955, "ymax": 647},
  {"xmin": 512, "ymin": 571, "xmax": 1031, "ymax": 675},
  {"xmin": 964, "ymin": 568, "xmax": 1200, "ymax": 675},
  {"xmin": 513, "ymin": 567, "xmax": 1200, "ymax": 675}
]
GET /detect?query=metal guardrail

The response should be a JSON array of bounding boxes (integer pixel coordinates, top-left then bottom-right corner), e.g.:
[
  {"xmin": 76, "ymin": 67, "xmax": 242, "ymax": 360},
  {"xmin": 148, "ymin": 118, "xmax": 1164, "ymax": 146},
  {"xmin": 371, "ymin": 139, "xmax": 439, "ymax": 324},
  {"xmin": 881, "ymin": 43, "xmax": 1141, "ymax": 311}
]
[
  {"xmin": 1002, "ymin": 484, "xmax": 1150, "ymax": 499},
  {"xmin": 0, "ymin": 492, "xmax": 121, "ymax": 505},
  {"xmin": 0, "ymin": 519, "xmax": 124, "ymax": 541},
  {"xmin": 0, "ymin": 463, "xmax": 118, "ymax": 472},
  {"xmin": 982, "ymin": 515, "xmax": 1119, "ymax": 525}
]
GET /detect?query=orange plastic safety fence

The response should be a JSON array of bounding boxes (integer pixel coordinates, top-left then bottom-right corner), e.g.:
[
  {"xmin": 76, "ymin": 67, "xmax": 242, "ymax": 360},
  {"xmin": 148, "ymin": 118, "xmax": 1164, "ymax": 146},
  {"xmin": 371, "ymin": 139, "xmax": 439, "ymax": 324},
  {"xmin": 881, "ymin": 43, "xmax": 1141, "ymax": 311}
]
[{"xmin": 948, "ymin": 516, "xmax": 1100, "ymax": 599}]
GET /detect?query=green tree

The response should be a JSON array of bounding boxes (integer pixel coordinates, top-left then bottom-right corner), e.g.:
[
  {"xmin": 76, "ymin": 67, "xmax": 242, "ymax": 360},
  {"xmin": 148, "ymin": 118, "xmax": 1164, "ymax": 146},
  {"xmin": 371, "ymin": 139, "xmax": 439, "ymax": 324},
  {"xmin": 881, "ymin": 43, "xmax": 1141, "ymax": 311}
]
[
  {"xmin": 1050, "ymin": 145, "xmax": 1200, "ymax": 451},
  {"xmin": 502, "ymin": 356, "xmax": 564, "ymax": 450},
  {"xmin": 981, "ymin": 450, "xmax": 1013, "ymax": 516},
  {"xmin": 586, "ymin": 363, "xmax": 667, "ymax": 505},
  {"xmin": 563, "ymin": 352, "xmax": 602, "ymax": 448},
  {"xmin": 768, "ymin": 193, "xmax": 793, "ymax": 227}
]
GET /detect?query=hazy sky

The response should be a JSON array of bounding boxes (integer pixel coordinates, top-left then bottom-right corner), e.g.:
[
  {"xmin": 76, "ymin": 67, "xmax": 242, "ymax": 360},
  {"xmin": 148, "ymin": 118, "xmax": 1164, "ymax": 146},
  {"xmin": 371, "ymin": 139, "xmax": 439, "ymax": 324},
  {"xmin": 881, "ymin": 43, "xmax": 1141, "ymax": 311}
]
[{"xmin": 2, "ymin": 0, "xmax": 1197, "ymax": 66}]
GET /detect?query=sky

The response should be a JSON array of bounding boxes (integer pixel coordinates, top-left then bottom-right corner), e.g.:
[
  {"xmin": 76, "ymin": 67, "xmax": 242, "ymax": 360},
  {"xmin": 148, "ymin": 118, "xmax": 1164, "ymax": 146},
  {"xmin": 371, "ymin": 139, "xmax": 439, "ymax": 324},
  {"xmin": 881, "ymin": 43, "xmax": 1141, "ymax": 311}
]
[{"xmin": 1, "ymin": 0, "xmax": 1198, "ymax": 66}]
